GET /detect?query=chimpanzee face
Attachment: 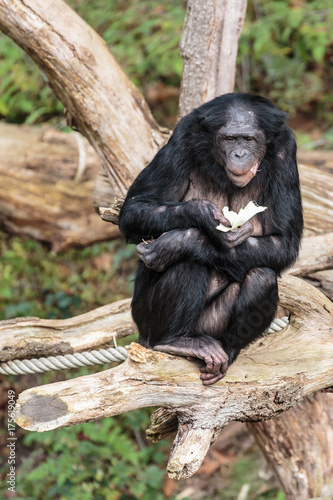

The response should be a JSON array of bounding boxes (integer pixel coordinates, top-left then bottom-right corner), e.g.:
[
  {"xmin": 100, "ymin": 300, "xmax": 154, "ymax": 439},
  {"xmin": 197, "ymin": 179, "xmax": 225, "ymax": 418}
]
[{"xmin": 213, "ymin": 107, "xmax": 267, "ymax": 187}]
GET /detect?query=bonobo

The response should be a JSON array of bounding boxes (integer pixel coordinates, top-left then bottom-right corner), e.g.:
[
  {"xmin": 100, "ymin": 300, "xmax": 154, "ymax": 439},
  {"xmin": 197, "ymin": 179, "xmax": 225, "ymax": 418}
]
[{"xmin": 119, "ymin": 93, "xmax": 303, "ymax": 385}]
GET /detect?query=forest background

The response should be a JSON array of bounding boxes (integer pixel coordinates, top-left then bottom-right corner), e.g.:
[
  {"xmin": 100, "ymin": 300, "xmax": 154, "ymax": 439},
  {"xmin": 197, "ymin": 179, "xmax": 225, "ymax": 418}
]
[{"xmin": 0, "ymin": 1, "xmax": 332, "ymax": 499}]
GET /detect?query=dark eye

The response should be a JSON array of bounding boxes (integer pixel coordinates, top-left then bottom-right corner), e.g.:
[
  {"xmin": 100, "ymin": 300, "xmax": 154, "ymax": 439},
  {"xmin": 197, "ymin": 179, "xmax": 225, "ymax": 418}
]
[
  {"xmin": 225, "ymin": 137, "xmax": 235, "ymax": 142},
  {"xmin": 245, "ymin": 137, "xmax": 256, "ymax": 142}
]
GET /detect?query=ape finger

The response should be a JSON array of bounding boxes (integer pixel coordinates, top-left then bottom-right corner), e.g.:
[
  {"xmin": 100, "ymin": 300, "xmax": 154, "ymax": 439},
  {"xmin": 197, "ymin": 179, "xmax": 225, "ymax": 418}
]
[
  {"xmin": 213, "ymin": 209, "xmax": 232, "ymax": 228},
  {"xmin": 223, "ymin": 221, "xmax": 254, "ymax": 248}
]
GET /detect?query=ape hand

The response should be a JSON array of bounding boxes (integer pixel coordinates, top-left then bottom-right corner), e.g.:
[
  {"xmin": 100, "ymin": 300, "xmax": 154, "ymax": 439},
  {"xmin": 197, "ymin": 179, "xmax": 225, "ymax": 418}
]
[
  {"xmin": 190, "ymin": 200, "xmax": 253, "ymax": 249},
  {"xmin": 220, "ymin": 220, "xmax": 254, "ymax": 249},
  {"xmin": 187, "ymin": 200, "xmax": 231, "ymax": 236}
]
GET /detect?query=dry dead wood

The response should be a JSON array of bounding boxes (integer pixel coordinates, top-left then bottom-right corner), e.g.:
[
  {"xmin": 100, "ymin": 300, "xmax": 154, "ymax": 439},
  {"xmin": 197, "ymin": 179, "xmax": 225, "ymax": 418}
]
[
  {"xmin": 0, "ymin": 299, "xmax": 132, "ymax": 363},
  {"xmin": 0, "ymin": 123, "xmax": 119, "ymax": 251},
  {"xmin": 14, "ymin": 275, "xmax": 333, "ymax": 481},
  {"xmin": 178, "ymin": 0, "xmax": 247, "ymax": 118}
]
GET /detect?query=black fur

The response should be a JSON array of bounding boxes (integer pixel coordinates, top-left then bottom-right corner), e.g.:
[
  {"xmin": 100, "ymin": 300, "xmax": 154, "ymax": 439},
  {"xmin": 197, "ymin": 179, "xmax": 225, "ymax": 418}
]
[{"xmin": 119, "ymin": 93, "xmax": 303, "ymax": 384}]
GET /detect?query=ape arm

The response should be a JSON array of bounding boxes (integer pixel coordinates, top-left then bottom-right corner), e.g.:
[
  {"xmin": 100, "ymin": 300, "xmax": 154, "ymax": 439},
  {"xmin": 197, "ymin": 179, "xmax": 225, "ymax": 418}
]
[
  {"xmin": 137, "ymin": 164, "xmax": 303, "ymax": 281},
  {"xmin": 137, "ymin": 227, "xmax": 299, "ymax": 280},
  {"xmin": 119, "ymin": 135, "xmax": 231, "ymax": 243}
]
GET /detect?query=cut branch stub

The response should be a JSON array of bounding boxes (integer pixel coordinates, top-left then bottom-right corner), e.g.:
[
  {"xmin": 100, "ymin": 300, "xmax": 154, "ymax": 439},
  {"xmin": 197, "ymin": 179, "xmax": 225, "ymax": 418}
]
[{"xmin": 14, "ymin": 276, "xmax": 333, "ymax": 479}]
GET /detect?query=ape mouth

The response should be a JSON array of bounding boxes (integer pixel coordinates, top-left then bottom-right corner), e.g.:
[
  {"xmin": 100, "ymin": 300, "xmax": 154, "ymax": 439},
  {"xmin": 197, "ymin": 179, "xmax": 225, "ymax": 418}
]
[
  {"xmin": 227, "ymin": 162, "xmax": 260, "ymax": 186},
  {"xmin": 232, "ymin": 162, "xmax": 259, "ymax": 177}
]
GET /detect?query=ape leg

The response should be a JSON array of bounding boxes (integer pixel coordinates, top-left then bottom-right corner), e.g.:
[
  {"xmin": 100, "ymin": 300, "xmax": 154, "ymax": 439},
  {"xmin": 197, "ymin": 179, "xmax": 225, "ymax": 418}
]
[
  {"xmin": 196, "ymin": 267, "xmax": 278, "ymax": 383},
  {"xmin": 132, "ymin": 261, "xmax": 229, "ymax": 381},
  {"xmin": 131, "ymin": 263, "xmax": 160, "ymax": 348},
  {"xmin": 225, "ymin": 267, "xmax": 278, "ymax": 361}
]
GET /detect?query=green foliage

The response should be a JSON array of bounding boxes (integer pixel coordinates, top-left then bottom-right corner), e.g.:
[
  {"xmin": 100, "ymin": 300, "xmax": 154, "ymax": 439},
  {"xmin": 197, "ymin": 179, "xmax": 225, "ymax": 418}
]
[
  {"xmin": 0, "ymin": 36, "xmax": 63, "ymax": 123},
  {"xmin": 0, "ymin": 0, "xmax": 184, "ymax": 124},
  {"xmin": 70, "ymin": 0, "xmax": 185, "ymax": 87},
  {"xmin": 1, "ymin": 0, "xmax": 333, "ymax": 127},
  {"xmin": 220, "ymin": 455, "xmax": 284, "ymax": 500},
  {"xmin": 0, "ymin": 232, "xmax": 137, "ymax": 320},
  {"xmin": 11, "ymin": 412, "xmax": 168, "ymax": 500},
  {"xmin": 238, "ymin": 0, "xmax": 333, "ymax": 122}
]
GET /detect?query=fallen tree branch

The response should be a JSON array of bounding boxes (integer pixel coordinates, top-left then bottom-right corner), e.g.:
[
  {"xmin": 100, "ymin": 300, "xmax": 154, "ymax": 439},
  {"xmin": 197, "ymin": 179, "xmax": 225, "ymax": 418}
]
[
  {"xmin": 0, "ymin": 299, "xmax": 132, "ymax": 362},
  {"xmin": 14, "ymin": 275, "xmax": 333, "ymax": 479},
  {"xmin": 0, "ymin": 123, "xmax": 119, "ymax": 251}
]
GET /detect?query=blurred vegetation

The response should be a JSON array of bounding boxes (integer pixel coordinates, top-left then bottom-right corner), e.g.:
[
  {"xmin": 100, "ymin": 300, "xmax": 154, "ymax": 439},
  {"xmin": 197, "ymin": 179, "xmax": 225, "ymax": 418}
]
[
  {"xmin": 238, "ymin": 0, "xmax": 333, "ymax": 128},
  {"xmin": 8, "ymin": 410, "xmax": 168, "ymax": 500},
  {"xmin": 0, "ymin": 0, "xmax": 332, "ymax": 133},
  {"xmin": 0, "ymin": 233, "xmax": 137, "ymax": 321},
  {"xmin": 0, "ymin": 0, "xmax": 331, "ymax": 498}
]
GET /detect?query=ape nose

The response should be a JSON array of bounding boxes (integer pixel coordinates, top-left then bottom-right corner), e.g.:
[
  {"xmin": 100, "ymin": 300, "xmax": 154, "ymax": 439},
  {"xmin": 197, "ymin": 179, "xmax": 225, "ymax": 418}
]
[{"xmin": 235, "ymin": 149, "xmax": 246, "ymax": 158}]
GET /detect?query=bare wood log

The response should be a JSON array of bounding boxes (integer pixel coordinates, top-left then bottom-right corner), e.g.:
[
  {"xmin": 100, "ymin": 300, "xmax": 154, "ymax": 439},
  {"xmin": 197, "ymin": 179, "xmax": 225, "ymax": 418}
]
[
  {"xmin": 0, "ymin": 0, "xmax": 167, "ymax": 199},
  {"xmin": 298, "ymin": 150, "xmax": 333, "ymax": 174},
  {"xmin": 248, "ymin": 393, "xmax": 333, "ymax": 500},
  {"xmin": 0, "ymin": 123, "xmax": 119, "ymax": 250},
  {"xmin": 14, "ymin": 275, "xmax": 333, "ymax": 480},
  {"xmin": 288, "ymin": 232, "xmax": 333, "ymax": 276},
  {"xmin": 299, "ymin": 162, "xmax": 333, "ymax": 236},
  {"xmin": 0, "ymin": 299, "xmax": 133, "ymax": 363},
  {"xmin": 178, "ymin": 0, "xmax": 247, "ymax": 118},
  {"xmin": 306, "ymin": 269, "xmax": 333, "ymax": 302}
]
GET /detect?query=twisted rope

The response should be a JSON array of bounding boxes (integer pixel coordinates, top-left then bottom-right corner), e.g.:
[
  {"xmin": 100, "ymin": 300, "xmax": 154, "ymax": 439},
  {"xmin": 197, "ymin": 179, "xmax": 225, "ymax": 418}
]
[
  {"xmin": 0, "ymin": 346, "xmax": 128, "ymax": 376},
  {"xmin": 0, "ymin": 317, "xmax": 289, "ymax": 376}
]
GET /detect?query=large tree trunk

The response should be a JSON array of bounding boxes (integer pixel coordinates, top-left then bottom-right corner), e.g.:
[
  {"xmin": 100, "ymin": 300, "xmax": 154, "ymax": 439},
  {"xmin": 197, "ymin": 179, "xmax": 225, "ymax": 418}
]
[
  {"xmin": 248, "ymin": 393, "xmax": 333, "ymax": 500},
  {"xmin": 179, "ymin": 0, "xmax": 247, "ymax": 118},
  {"xmin": 0, "ymin": 123, "xmax": 119, "ymax": 251}
]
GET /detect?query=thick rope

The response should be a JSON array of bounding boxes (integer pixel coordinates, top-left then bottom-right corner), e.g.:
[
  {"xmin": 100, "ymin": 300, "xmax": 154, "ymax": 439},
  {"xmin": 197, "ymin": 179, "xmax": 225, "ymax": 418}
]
[
  {"xmin": 0, "ymin": 347, "xmax": 128, "ymax": 376},
  {"xmin": 0, "ymin": 317, "xmax": 289, "ymax": 376}
]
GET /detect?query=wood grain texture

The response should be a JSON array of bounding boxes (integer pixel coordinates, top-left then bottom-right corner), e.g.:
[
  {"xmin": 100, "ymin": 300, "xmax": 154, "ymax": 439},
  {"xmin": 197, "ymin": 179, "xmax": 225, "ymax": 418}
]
[{"xmin": 0, "ymin": 123, "xmax": 119, "ymax": 250}]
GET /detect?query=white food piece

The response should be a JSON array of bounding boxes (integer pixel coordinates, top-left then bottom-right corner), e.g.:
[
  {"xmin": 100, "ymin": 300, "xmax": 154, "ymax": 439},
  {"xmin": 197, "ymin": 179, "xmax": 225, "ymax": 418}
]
[{"xmin": 216, "ymin": 201, "xmax": 267, "ymax": 232}]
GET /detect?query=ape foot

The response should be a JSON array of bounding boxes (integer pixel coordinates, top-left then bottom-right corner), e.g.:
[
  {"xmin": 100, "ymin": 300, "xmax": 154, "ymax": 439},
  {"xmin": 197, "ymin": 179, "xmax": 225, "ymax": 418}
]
[{"xmin": 153, "ymin": 334, "xmax": 229, "ymax": 386}]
